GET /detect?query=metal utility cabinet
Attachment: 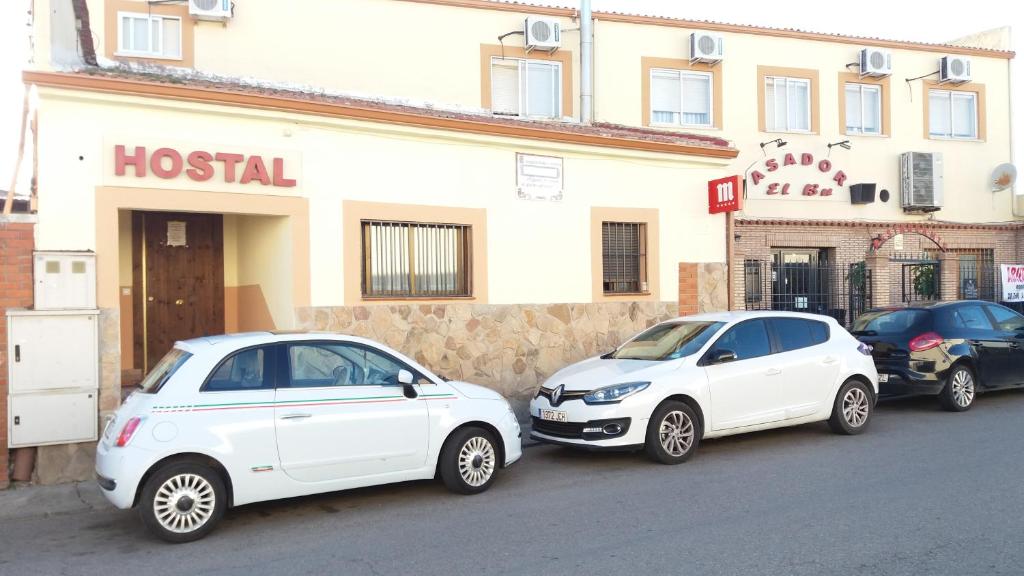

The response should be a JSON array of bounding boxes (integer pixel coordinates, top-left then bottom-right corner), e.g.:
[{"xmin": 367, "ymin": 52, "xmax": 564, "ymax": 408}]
[{"xmin": 7, "ymin": 251, "xmax": 100, "ymax": 448}]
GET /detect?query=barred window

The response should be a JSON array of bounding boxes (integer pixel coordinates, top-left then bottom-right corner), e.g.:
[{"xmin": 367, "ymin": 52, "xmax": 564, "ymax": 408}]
[
  {"xmin": 744, "ymin": 259, "xmax": 763, "ymax": 304},
  {"xmin": 602, "ymin": 222, "xmax": 648, "ymax": 294},
  {"xmin": 361, "ymin": 220, "xmax": 471, "ymax": 298}
]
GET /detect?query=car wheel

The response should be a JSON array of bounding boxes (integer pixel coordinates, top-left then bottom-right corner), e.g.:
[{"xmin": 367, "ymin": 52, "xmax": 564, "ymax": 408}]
[
  {"xmin": 939, "ymin": 365, "xmax": 976, "ymax": 412},
  {"xmin": 139, "ymin": 461, "xmax": 226, "ymax": 543},
  {"xmin": 828, "ymin": 379, "xmax": 874, "ymax": 435},
  {"xmin": 439, "ymin": 427, "xmax": 499, "ymax": 495},
  {"xmin": 645, "ymin": 401, "xmax": 701, "ymax": 465}
]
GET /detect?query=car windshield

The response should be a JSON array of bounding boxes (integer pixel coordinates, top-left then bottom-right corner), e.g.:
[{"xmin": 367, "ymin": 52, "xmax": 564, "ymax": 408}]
[
  {"xmin": 609, "ymin": 321, "xmax": 725, "ymax": 361},
  {"xmin": 138, "ymin": 348, "xmax": 193, "ymax": 394},
  {"xmin": 852, "ymin": 309, "xmax": 929, "ymax": 334}
]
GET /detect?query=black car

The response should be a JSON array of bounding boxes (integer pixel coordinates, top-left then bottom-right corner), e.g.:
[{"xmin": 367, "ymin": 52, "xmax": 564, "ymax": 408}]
[{"xmin": 851, "ymin": 301, "xmax": 1024, "ymax": 411}]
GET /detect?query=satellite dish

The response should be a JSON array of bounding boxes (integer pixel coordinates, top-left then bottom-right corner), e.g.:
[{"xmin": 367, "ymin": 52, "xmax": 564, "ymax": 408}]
[{"xmin": 991, "ymin": 163, "xmax": 1017, "ymax": 192}]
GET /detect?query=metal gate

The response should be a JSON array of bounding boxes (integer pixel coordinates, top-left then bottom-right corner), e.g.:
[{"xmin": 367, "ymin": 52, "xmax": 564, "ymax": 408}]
[
  {"xmin": 744, "ymin": 256, "xmax": 871, "ymax": 327},
  {"xmin": 889, "ymin": 253, "xmax": 940, "ymax": 304}
]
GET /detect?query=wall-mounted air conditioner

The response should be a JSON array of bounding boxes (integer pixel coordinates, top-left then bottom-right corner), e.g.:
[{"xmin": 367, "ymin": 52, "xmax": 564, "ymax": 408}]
[
  {"xmin": 900, "ymin": 152, "xmax": 943, "ymax": 212},
  {"xmin": 525, "ymin": 16, "xmax": 560, "ymax": 53},
  {"xmin": 690, "ymin": 32, "xmax": 724, "ymax": 64},
  {"xmin": 939, "ymin": 55, "xmax": 971, "ymax": 84},
  {"xmin": 859, "ymin": 48, "xmax": 892, "ymax": 77},
  {"xmin": 189, "ymin": 0, "xmax": 232, "ymax": 21}
]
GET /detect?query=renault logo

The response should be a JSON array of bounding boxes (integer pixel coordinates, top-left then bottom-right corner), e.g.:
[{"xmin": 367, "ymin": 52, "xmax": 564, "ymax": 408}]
[{"xmin": 551, "ymin": 384, "xmax": 565, "ymax": 406}]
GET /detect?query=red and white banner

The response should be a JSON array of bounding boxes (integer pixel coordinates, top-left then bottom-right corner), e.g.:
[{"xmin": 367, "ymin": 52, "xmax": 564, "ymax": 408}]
[{"xmin": 1001, "ymin": 264, "xmax": 1024, "ymax": 302}]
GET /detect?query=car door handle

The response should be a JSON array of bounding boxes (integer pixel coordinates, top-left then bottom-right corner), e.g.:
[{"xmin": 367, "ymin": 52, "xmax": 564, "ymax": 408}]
[
  {"xmin": 823, "ymin": 356, "xmax": 838, "ymax": 365},
  {"xmin": 279, "ymin": 413, "xmax": 312, "ymax": 421},
  {"xmin": 1010, "ymin": 342, "xmax": 1021, "ymax": 349},
  {"xmin": 765, "ymin": 368, "xmax": 782, "ymax": 376}
]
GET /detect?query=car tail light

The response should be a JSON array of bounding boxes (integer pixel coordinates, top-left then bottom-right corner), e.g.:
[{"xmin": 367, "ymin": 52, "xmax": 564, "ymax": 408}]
[
  {"xmin": 909, "ymin": 332, "xmax": 944, "ymax": 352},
  {"xmin": 114, "ymin": 416, "xmax": 144, "ymax": 447},
  {"xmin": 857, "ymin": 342, "xmax": 873, "ymax": 356}
]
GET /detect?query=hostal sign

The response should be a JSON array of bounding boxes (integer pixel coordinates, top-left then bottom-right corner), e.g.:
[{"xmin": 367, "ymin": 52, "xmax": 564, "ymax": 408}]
[{"xmin": 749, "ymin": 152, "xmax": 848, "ymax": 198}]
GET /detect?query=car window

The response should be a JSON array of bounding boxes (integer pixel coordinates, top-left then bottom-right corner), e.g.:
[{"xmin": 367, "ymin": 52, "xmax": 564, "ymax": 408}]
[
  {"xmin": 610, "ymin": 321, "xmax": 725, "ymax": 361},
  {"xmin": 138, "ymin": 348, "xmax": 192, "ymax": 394},
  {"xmin": 204, "ymin": 348, "xmax": 270, "ymax": 391},
  {"xmin": 772, "ymin": 318, "xmax": 829, "ymax": 352},
  {"xmin": 712, "ymin": 320, "xmax": 772, "ymax": 361},
  {"xmin": 288, "ymin": 343, "xmax": 410, "ymax": 388},
  {"xmin": 852, "ymin": 309, "xmax": 929, "ymax": 333},
  {"xmin": 956, "ymin": 305, "xmax": 993, "ymax": 330},
  {"xmin": 986, "ymin": 305, "xmax": 1024, "ymax": 331}
]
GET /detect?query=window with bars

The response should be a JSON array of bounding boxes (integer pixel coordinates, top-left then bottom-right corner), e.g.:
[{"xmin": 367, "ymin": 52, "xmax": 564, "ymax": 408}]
[
  {"xmin": 602, "ymin": 222, "xmax": 648, "ymax": 294},
  {"xmin": 929, "ymin": 89, "xmax": 978, "ymax": 139},
  {"xmin": 117, "ymin": 12, "xmax": 182, "ymax": 59},
  {"xmin": 361, "ymin": 220, "xmax": 472, "ymax": 298},
  {"xmin": 650, "ymin": 68, "xmax": 713, "ymax": 127},
  {"xmin": 744, "ymin": 259, "xmax": 763, "ymax": 304},
  {"xmin": 490, "ymin": 57, "xmax": 561, "ymax": 119},
  {"xmin": 765, "ymin": 76, "xmax": 811, "ymax": 132},
  {"xmin": 957, "ymin": 250, "xmax": 995, "ymax": 300}
]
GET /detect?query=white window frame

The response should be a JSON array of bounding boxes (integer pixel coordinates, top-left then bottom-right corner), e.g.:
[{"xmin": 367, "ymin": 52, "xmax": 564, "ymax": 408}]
[
  {"xmin": 489, "ymin": 56, "xmax": 562, "ymax": 119},
  {"xmin": 116, "ymin": 11, "xmax": 182, "ymax": 60},
  {"xmin": 845, "ymin": 83, "xmax": 883, "ymax": 136},
  {"xmin": 764, "ymin": 76, "xmax": 812, "ymax": 133},
  {"xmin": 928, "ymin": 89, "xmax": 979, "ymax": 140},
  {"xmin": 649, "ymin": 68, "xmax": 714, "ymax": 129}
]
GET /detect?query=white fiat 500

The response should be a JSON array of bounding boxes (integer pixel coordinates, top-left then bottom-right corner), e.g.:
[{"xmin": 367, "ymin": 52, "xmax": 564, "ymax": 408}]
[
  {"xmin": 96, "ymin": 332, "xmax": 522, "ymax": 542},
  {"xmin": 530, "ymin": 311, "xmax": 878, "ymax": 463}
]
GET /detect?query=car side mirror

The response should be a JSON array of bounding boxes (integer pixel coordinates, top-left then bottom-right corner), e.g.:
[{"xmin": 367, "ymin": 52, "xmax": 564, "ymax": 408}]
[
  {"xmin": 708, "ymin": 349, "xmax": 738, "ymax": 365},
  {"xmin": 398, "ymin": 369, "xmax": 414, "ymax": 385},
  {"xmin": 398, "ymin": 369, "xmax": 418, "ymax": 399}
]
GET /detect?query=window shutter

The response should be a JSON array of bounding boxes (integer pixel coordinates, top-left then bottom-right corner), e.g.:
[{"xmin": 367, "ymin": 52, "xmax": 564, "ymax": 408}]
[
  {"xmin": 650, "ymin": 71, "xmax": 681, "ymax": 124},
  {"xmin": 951, "ymin": 92, "xmax": 977, "ymax": 139},
  {"xmin": 680, "ymin": 73, "xmax": 711, "ymax": 126},
  {"xmin": 162, "ymin": 18, "xmax": 181, "ymax": 58},
  {"xmin": 525, "ymin": 61, "xmax": 559, "ymax": 118},
  {"xmin": 845, "ymin": 84, "xmax": 862, "ymax": 133},
  {"xmin": 490, "ymin": 59, "xmax": 520, "ymax": 115},
  {"xmin": 929, "ymin": 90, "xmax": 951, "ymax": 137}
]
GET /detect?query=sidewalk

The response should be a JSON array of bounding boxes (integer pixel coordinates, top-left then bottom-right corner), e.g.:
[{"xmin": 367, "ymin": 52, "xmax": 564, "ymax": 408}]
[{"xmin": 0, "ymin": 480, "xmax": 107, "ymax": 521}]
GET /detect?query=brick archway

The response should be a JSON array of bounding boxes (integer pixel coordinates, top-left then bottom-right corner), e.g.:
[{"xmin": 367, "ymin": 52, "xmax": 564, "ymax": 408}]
[{"xmin": 869, "ymin": 225, "xmax": 948, "ymax": 253}]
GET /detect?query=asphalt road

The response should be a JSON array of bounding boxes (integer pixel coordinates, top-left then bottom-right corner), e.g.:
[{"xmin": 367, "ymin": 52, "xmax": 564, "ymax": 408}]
[{"xmin": 2, "ymin": 391, "xmax": 1024, "ymax": 576}]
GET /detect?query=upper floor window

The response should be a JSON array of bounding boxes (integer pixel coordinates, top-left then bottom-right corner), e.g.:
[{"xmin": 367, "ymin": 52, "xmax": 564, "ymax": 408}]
[
  {"xmin": 490, "ymin": 57, "xmax": 561, "ymax": 119},
  {"xmin": 649, "ymin": 69, "xmax": 713, "ymax": 128},
  {"xmin": 929, "ymin": 89, "xmax": 978, "ymax": 140},
  {"xmin": 602, "ymin": 222, "xmax": 648, "ymax": 294},
  {"xmin": 117, "ymin": 12, "xmax": 182, "ymax": 60},
  {"xmin": 845, "ymin": 83, "xmax": 882, "ymax": 135},
  {"xmin": 764, "ymin": 76, "xmax": 811, "ymax": 132},
  {"xmin": 361, "ymin": 220, "xmax": 472, "ymax": 298}
]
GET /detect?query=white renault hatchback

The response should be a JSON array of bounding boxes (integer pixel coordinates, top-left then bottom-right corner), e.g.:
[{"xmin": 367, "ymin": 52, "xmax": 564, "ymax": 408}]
[
  {"xmin": 530, "ymin": 311, "xmax": 878, "ymax": 463},
  {"xmin": 97, "ymin": 332, "xmax": 522, "ymax": 542}
]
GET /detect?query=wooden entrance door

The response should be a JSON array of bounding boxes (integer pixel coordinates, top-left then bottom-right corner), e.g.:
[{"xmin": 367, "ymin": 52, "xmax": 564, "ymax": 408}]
[{"xmin": 133, "ymin": 211, "xmax": 225, "ymax": 372}]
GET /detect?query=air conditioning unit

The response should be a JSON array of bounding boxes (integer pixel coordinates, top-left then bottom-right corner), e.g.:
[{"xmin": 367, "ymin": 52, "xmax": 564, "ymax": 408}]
[
  {"xmin": 524, "ymin": 17, "xmax": 560, "ymax": 53},
  {"xmin": 859, "ymin": 48, "xmax": 892, "ymax": 77},
  {"xmin": 189, "ymin": 0, "xmax": 232, "ymax": 21},
  {"xmin": 900, "ymin": 152, "xmax": 944, "ymax": 212},
  {"xmin": 939, "ymin": 55, "xmax": 971, "ymax": 84},
  {"xmin": 690, "ymin": 32, "xmax": 724, "ymax": 64}
]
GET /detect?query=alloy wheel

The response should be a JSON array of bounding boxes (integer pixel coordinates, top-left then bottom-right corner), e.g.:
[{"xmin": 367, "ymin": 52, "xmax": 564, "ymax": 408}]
[
  {"xmin": 153, "ymin": 473, "xmax": 216, "ymax": 534},
  {"xmin": 842, "ymin": 387, "xmax": 870, "ymax": 428},
  {"xmin": 659, "ymin": 410, "xmax": 694, "ymax": 457},
  {"xmin": 458, "ymin": 436, "xmax": 496, "ymax": 487},
  {"xmin": 951, "ymin": 369, "xmax": 975, "ymax": 408}
]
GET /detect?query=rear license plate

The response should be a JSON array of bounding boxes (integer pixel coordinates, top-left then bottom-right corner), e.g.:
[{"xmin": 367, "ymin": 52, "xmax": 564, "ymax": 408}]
[
  {"xmin": 540, "ymin": 409, "xmax": 567, "ymax": 422},
  {"xmin": 878, "ymin": 374, "xmax": 889, "ymax": 383}
]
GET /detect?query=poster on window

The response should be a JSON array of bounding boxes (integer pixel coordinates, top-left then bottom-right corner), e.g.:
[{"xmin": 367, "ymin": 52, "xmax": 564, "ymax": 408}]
[
  {"xmin": 516, "ymin": 153, "xmax": 563, "ymax": 201},
  {"xmin": 1000, "ymin": 264, "xmax": 1024, "ymax": 302}
]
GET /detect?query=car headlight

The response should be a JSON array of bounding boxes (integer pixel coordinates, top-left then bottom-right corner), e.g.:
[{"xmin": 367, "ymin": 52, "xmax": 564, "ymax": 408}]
[{"xmin": 583, "ymin": 382, "xmax": 650, "ymax": 405}]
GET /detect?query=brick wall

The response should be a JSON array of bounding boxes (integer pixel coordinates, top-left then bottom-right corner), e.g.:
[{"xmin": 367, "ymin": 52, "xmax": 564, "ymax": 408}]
[
  {"xmin": 678, "ymin": 263, "xmax": 699, "ymax": 316},
  {"xmin": 0, "ymin": 218, "xmax": 35, "ymax": 488}
]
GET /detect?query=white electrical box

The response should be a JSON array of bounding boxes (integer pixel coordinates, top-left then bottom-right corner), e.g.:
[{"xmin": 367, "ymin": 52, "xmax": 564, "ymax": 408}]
[
  {"xmin": 8, "ymin": 390, "xmax": 98, "ymax": 448},
  {"xmin": 33, "ymin": 251, "xmax": 96, "ymax": 310},
  {"xmin": 7, "ymin": 310, "xmax": 99, "ymax": 392},
  {"xmin": 7, "ymin": 309, "xmax": 100, "ymax": 447}
]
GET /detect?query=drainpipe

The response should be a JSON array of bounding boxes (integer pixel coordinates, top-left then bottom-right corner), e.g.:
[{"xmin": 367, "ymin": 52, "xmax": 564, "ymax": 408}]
[{"xmin": 579, "ymin": 0, "xmax": 593, "ymax": 124}]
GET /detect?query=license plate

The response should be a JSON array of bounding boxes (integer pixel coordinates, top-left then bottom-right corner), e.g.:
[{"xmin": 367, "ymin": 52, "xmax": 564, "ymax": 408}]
[
  {"xmin": 539, "ymin": 409, "xmax": 567, "ymax": 423},
  {"xmin": 878, "ymin": 374, "xmax": 889, "ymax": 383}
]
